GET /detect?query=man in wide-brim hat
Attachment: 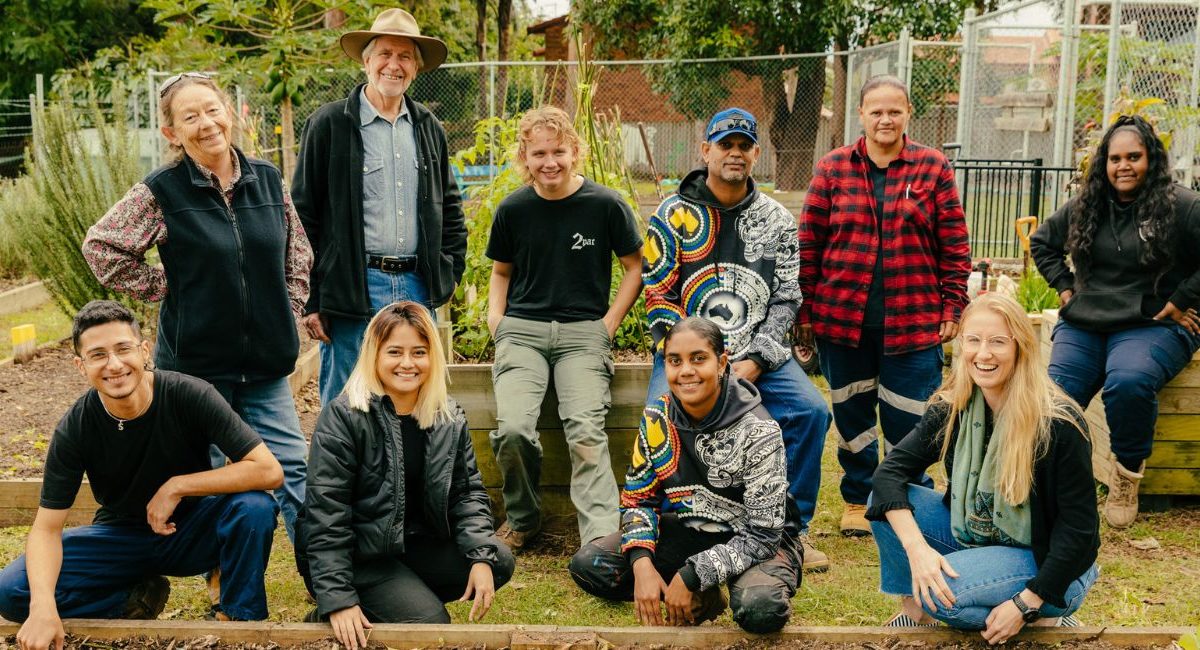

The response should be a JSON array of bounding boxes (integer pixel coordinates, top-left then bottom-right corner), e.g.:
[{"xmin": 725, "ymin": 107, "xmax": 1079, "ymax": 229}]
[{"xmin": 292, "ymin": 7, "xmax": 467, "ymax": 408}]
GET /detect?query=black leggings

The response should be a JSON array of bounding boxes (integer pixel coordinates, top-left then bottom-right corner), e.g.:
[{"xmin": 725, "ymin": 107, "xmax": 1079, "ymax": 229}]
[{"xmin": 568, "ymin": 515, "xmax": 800, "ymax": 633}]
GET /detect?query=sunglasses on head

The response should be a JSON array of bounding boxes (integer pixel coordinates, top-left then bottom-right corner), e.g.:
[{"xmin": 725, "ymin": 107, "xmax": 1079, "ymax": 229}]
[
  {"xmin": 158, "ymin": 72, "xmax": 213, "ymax": 98},
  {"xmin": 708, "ymin": 116, "xmax": 757, "ymax": 138}
]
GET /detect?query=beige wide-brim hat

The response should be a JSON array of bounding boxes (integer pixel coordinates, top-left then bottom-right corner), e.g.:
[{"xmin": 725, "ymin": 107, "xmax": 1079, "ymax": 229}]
[{"xmin": 340, "ymin": 8, "xmax": 448, "ymax": 73}]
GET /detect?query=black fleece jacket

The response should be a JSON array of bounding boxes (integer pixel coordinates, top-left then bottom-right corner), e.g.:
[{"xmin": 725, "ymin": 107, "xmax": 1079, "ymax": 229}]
[
  {"xmin": 866, "ymin": 401, "xmax": 1099, "ymax": 608},
  {"xmin": 296, "ymin": 395, "xmax": 499, "ymax": 616},
  {"xmin": 292, "ymin": 85, "xmax": 467, "ymax": 317}
]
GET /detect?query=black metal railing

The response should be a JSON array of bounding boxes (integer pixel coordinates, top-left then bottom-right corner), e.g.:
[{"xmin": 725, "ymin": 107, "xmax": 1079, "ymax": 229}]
[{"xmin": 949, "ymin": 156, "xmax": 1077, "ymax": 258}]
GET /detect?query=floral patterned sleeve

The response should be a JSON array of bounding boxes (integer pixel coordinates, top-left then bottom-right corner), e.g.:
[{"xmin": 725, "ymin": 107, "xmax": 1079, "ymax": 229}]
[
  {"xmin": 282, "ymin": 190, "xmax": 313, "ymax": 320},
  {"xmin": 82, "ymin": 183, "xmax": 168, "ymax": 302}
]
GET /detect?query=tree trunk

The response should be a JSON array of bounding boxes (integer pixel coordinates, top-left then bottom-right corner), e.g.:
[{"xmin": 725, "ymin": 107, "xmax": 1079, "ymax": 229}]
[
  {"xmin": 765, "ymin": 58, "xmax": 825, "ymax": 192},
  {"xmin": 475, "ymin": 0, "xmax": 488, "ymax": 118},
  {"xmin": 831, "ymin": 38, "xmax": 849, "ymax": 151},
  {"xmin": 281, "ymin": 95, "xmax": 296, "ymax": 181},
  {"xmin": 495, "ymin": 0, "xmax": 513, "ymax": 115}
]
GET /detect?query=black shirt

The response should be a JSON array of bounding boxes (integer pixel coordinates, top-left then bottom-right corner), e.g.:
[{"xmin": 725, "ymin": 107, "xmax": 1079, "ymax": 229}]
[
  {"xmin": 41, "ymin": 370, "xmax": 263, "ymax": 527},
  {"xmin": 398, "ymin": 413, "xmax": 428, "ymax": 536},
  {"xmin": 486, "ymin": 179, "xmax": 642, "ymax": 322},
  {"xmin": 865, "ymin": 401, "xmax": 1099, "ymax": 607},
  {"xmin": 862, "ymin": 157, "xmax": 888, "ymax": 327}
]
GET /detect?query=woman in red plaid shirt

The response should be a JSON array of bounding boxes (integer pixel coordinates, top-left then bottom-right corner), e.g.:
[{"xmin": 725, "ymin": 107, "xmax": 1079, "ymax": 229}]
[{"xmin": 798, "ymin": 75, "xmax": 971, "ymax": 538}]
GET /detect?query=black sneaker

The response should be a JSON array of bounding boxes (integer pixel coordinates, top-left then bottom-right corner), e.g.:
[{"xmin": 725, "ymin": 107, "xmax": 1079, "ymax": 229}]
[{"xmin": 120, "ymin": 575, "xmax": 170, "ymax": 619}]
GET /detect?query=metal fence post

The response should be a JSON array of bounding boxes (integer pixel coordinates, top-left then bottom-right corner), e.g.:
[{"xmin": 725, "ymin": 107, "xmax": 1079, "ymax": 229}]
[
  {"xmin": 843, "ymin": 50, "xmax": 857, "ymax": 145},
  {"xmin": 956, "ymin": 8, "xmax": 977, "ymax": 159},
  {"xmin": 1102, "ymin": 0, "xmax": 1123, "ymax": 124},
  {"xmin": 898, "ymin": 27, "xmax": 913, "ymax": 87},
  {"xmin": 1052, "ymin": 0, "xmax": 1080, "ymax": 168},
  {"xmin": 1028, "ymin": 158, "xmax": 1044, "ymax": 218},
  {"xmin": 1187, "ymin": 6, "xmax": 1200, "ymax": 188}
]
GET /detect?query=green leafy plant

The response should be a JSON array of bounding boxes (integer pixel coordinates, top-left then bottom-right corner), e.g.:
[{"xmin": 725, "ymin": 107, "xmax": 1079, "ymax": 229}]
[
  {"xmin": 1015, "ymin": 267, "xmax": 1060, "ymax": 314},
  {"xmin": 0, "ymin": 177, "xmax": 35, "ymax": 280},
  {"xmin": 1176, "ymin": 627, "xmax": 1200, "ymax": 650}
]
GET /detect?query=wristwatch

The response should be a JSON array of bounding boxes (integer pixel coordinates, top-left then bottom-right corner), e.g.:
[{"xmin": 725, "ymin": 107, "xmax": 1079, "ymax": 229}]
[{"xmin": 1011, "ymin": 593, "xmax": 1040, "ymax": 623}]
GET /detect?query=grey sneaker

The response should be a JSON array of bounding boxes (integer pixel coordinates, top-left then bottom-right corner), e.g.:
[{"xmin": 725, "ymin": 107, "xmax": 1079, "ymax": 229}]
[
  {"xmin": 120, "ymin": 575, "xmax": 170, "ymax": 619},
  {"xmin": 496, "ymin": 521, "xmax": 540, "ymax": 553}
]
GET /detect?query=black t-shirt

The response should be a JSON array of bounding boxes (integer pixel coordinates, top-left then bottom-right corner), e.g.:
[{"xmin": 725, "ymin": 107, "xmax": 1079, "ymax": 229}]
[
  {"xmin": 862, "ymin": 158, "xmax": 888, "ymax": 327},
  {"xmin": 486, "ymin": 178, "xmax": 643, "ymax": 322},
  {"xmin": 398, "ymin": 413, "xmax": 428, "ymax": 536},
  {"xmin": 41, "ymin": 370, "xmax": 263, "ymax": 527}
]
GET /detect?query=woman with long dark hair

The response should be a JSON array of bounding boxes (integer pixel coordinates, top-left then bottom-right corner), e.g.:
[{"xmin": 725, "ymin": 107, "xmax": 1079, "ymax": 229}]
[
  {"xmin": 868, "ymin": 294, "xmax": 1098, "ymax": 643},
  {"xmin": 1030, "ymin": 114, "xmax": 1200, "ymax": 527}
]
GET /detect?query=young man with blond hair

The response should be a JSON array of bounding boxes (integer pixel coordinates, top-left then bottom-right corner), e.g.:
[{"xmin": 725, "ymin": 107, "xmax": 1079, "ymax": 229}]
[{"xmin": 486, "ymin": 106, "xmax": 644, "ymax": 551}]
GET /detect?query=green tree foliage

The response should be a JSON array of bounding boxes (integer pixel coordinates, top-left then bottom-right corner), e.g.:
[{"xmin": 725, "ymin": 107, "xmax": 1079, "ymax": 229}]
[{"xmin": 575, "ymin": 0, "xmax": 971, "ymax": 190}]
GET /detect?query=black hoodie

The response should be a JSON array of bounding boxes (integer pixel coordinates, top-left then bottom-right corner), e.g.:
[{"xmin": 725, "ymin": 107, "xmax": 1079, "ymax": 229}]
[{"xmin": 620, "ymin": 374, "xmax": 788, "ymax": 591}]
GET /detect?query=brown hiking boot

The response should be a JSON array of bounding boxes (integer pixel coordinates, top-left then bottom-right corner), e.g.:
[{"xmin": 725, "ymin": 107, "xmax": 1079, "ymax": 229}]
[
  {"xmin": 798, "ymin": 535, "xmax": 830, "ymax": 572},
  {"xmin": 689, "ymin": 586, "xmax": 727, "ymax": 624},
  {"xmin": 1105, "ymin": 457, "xmax": 1144, "ymax": 529},
  {"xmin": 120, "ymin": 575, "xmax": 170, "ymax": 619},
  {"xmin": 496, "ymin": 521, "xmax": 540, "ymax": 553},
  {"xmin": 840, "ymin": 503, "xmax": 872, "ymax": 537},
  {"xmin": 206, "ymin": 567, "xmax": 221, "ymax": 606}
]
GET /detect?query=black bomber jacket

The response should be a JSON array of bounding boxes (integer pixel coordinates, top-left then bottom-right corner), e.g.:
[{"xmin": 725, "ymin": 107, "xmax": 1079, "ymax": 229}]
[{"xmin": 295, "ymin": 394, "xmax": 499, "ymax": 616}]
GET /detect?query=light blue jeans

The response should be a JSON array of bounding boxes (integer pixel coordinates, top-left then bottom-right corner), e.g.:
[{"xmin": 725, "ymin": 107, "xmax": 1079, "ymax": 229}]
[
  {"xmin": 318, "ymin": 267, "xmax": 430, "ymax": 406},
  {"xmin": 208, "ymin": 377, "xmax": 307, "ymax": 545},
  {"xmin": 647, "ymin": 354, "xmax": 831, "ymax": 535},
  {"xmin": 871, "ymin": 484, "xmax": 1099, "ymax": 629}
]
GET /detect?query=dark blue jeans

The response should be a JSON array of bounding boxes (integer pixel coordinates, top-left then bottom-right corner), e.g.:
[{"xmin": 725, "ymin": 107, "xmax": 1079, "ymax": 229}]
[
  {"xmin": 0, "ymin": 492, "xmax": 278, "ymax": 621},
  {"xmin": 647, "ymin": 354, "xmax": 831, "ymax": 534},
  {"xmin": 870, "ymin": 485, "xmax": 1099, "ymax": 629},
  {"xmin": 818, "ymin": 330, "xmax": 942, "ymax": 505},
  {"xmin": 1047, "ymin": 320, "xmax": 1200, "ymax": 469}
]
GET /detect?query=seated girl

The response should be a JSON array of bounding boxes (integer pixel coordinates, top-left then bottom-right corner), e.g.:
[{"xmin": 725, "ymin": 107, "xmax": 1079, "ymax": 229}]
[
  {"xmin": 297, "ymin": 302, "xmax": 514, "ymax": 648},
  {"xmin": 868, "ymin": 293, "xmax": 1099, "ymax": 644},
  {"xmin": 569, "ymin": 317, "xmax": 800, "ymax": 633}
]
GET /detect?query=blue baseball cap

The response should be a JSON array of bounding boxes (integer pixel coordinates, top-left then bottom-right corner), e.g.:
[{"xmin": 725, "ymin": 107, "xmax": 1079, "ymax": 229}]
[{"xmin": 705, "ymin": 108, "xmax": 758, "ymax": 144}]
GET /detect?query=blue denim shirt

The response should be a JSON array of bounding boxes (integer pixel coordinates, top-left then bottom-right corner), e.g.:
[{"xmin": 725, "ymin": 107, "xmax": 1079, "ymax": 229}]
[{"xmin": 358, "ymin": 87, "xmax": 419, "ymax": 257}]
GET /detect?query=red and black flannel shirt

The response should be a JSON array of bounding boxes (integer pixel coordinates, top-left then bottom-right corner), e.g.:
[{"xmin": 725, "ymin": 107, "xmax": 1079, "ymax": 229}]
[{"xmin": 799, "ymin": 136, "xmax": 971, "ymax": 354}]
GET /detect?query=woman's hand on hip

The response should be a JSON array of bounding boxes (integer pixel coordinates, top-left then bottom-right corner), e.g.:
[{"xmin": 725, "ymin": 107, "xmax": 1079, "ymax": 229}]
[
  {"xmin": 907, "ymin": 542, "xmax": 959, "ymax": 612},
  {"xmin": 1154, "ymin": 301, "xmax": 1200, "ymax": 335},
  {"xmin": 458, "ymin": 562, "xmax": 496, "ymax": 622},
  {"xmin": 328, "ymin": 605, "xmax": 372, "ymax": 650}
]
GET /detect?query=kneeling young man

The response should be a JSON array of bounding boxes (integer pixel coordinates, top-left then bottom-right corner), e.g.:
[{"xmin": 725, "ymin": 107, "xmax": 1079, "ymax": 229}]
[
  {"xmin": 0, "ymin": 301, "xmax": 283, "ymax": 650},
  {"xmin": 487, "ymin": 106, "xmax": 644, "ymax": 550}
]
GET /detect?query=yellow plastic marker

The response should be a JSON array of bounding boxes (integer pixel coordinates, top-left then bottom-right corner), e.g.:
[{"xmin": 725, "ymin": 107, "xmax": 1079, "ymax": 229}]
[{"xmin": 12, "ymin": 323, "xmax": 36, "ymax": 363}]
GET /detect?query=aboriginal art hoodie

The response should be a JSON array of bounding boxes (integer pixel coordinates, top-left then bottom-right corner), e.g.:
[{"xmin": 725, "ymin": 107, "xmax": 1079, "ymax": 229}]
[
  {"xmin": 642, "ymin": 170, "xmax": 801, "ymax": 370},
  {"xmin": 620, "ymin": 374, "xmax": 788, "ymax": 592}
]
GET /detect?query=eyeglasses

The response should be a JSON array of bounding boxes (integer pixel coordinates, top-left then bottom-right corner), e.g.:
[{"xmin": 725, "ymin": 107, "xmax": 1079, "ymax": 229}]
[
  {"xmin": 158, "ymin": 72, "xmax": 212, "ymax": 98},
  {"xmin": 960, "ymin": 334, "xmax": 1016, "ymax": 351},
  {"xmin": 707, "ymin": 116, "xmax": 757, "ymax": 138},
  {"xmin": 81, "ymin": 344, "xmax": 142, "ymax": 368}
]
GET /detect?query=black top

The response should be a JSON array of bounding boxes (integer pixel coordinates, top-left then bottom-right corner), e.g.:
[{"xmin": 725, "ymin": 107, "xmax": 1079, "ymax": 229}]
[
  {"xmin": 866, "ymin": 401, "xmax": 1099, "ymax": 608},
  {"xmin": 486, "ymin": 179, "xmax": 642, "ymax": 322},
  {"xmin": 1030, "ymin": 185, "xmax": 1200, "ymax": 332},
  {"xmin": 292, "ymin": 84, "xmax": 468, "ymax": 316},
  {"xmin": 145, "ymin": 149, "xmax": 299, "ymax": 382},
  {"xmin": 862, "ymin": 157, "xmax": 888, "ymax": 327},
  {"xmin": 395, "ymin": 411, "xmax": 428, "ymax": 536},
  {"xmin": 41, "ymin": 370, "xmax": 262, "ymax": 528}
]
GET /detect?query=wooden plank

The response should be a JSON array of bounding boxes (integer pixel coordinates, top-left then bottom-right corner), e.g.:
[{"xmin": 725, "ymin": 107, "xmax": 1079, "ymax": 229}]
[
  {"xmin": 0, "ymin": 620, "xmax": 1188, "ymax": 649},
  {"xmin": 994, "ymin": 116, "xmax": 1051, "ymax": 132},
  {"xmin": 1167, "ymin": 359, "xmax": 1200, "ymax": 387},
  {"xmin": 471, "ymin": 428, "xmax": 637, "ymax": 488},
  {"xmin": 1145, "ymin": 440, "xmax": 1200, "ymax": 468},
  {"xmin": 286, "ymin": 347, "xmax": 319, "ymax": 396},
  {"xmin": 1140, "ymin": 468, "xmax": 1200, "ymax": 495},
  {"xmin": 1156, "ymin": 415, "xmax": 1200, "ymax": 440},
  {"xmin": 450, "ymin": 364, "xmax": 651, "ymax": 430},
  {"xmin": 0, "ymin": 480, "xmax": 98, "ymax": 527},
  {"xmin": 993, "ymin": 91, "xmax": 1054, "ymax": 107},
  {"xmin": 1158, "ymin": 387, "xmax": 1200, "ymax": 414}
]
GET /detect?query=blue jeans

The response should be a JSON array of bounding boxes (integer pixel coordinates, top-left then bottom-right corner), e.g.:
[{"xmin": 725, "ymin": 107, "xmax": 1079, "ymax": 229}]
[
  {"xmin": 0, "ymin": 492, "xmax": 278, "ymax": 621},
  {"xmin": 870, "ymin": 485, "xmax": 1099, "ymax": 629},
  {"xmin": 1047, "ymin": 320, "xmax": 1200, "ymax": 469},
  {"xmin": 207, "ymin": 377, "xmax": 307, "ymax": 544},
  {"xmin": 818, "ymin": 331, "xmax": 942, "ymax": 505},
  {"xmin": 319, "ymin": 267, "xmax": 430, "ymax": 406},
  {"xmin": 647, "ymin": 354, "xmax": 831, "ymax": 534}
]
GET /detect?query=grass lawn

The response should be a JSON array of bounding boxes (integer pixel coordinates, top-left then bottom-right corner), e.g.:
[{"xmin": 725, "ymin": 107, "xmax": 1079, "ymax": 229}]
[
  {"xmin": 0, "ymin": 427, "xmax": 1195, "ymax": 629},
  {"xmin": 0, "ymin": 302, "xmax": 71, "ymax": 361}
]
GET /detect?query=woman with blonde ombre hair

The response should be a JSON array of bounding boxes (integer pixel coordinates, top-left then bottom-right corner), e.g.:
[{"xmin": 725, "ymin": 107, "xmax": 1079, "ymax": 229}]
[
  {"xmin": 866, "ymin": 293, "xmax": 1100, "ymax": 644},
  {"xmin": 297, "ymin": 302, "xmax": 513, "ymax": 648}
]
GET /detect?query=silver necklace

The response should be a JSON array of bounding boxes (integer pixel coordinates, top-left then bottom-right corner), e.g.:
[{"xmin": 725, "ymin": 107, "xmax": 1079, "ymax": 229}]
[{"xmin": 100, "ymin": 396, "xmax": 151, "ymax": 431}]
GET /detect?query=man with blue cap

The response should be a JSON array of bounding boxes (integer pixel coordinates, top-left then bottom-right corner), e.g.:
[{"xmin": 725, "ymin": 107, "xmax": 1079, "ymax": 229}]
[{"xmin": 641, "ymin": 108, "xmax": 833, "ymax": 572}]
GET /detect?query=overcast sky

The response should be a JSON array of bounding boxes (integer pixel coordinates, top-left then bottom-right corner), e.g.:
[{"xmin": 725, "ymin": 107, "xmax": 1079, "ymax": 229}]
[{"xmin": 527, "ymin": 0, "xmax": 569, "ymax": 19}]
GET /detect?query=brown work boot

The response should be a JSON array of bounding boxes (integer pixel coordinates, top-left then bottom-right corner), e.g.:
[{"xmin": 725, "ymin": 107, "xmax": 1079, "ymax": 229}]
[
  {"xmin": 496, "ymin": 521, "xmax": 540, "ymax": 553},
  {"xmin": 206, "ymin": 567, "xmax": 221, "ymax": 607},
  {"xmin": 120, "ymin": 575, "xmax": 170, "ymax": 619},
  {"xmin": 1105, "ymin": 457, "xmax": 1144, "ymax": 529},
  {"xmin": 797, "ymin": 535, "xmax": 830, "ymax": 572},
  {"xmin": 689, "ymin": 586, "xmax": 728, "ymax": 624},
  {"xmin": 840, "ymin": 503, "xmax": 872, "ymax": 537}
]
